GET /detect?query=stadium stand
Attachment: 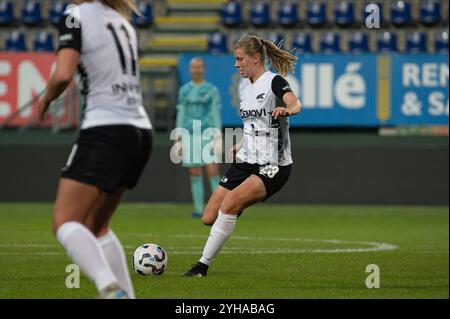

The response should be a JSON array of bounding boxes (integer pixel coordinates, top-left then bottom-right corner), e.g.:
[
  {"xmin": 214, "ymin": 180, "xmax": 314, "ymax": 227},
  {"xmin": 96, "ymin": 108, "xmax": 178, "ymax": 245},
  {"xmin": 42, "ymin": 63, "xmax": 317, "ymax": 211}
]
[
  {"xmin": 306, "ymin": 2, "xmax": 327, "ymax": 27},
  {"xmin": 22, "ymin": 0, "xmax": 43, "ymax": 26},
  {"xmin": 277, "ymin": 0, "xmax": 298, "ymax": 28},
  {"xmin": 249, "ymin": 1, "xmax": 271, "ymax": 28},
  {"xmin": 348, "ymin": 31, "xmax": 370, "ymax": 53},
  {"xmin": 207, "ymin": 31, "xmax": 228, "ymax": 54},
  {"xmin": 33, "ymin": 30, "xmax": 54, "ymax": 51},
  {"xmin": 0, "ymin": 0, "xmax": 14, "ymax": 26},
  {"xmin": 266, "ymin": 31, "xmax": 284, "ymax": 48},
  {"xmin": 335, "ymin": 0, "xmax": 356, "ymax": 28},
  {"xmin": 292, "ymin": 32, "xmax": 312, "ymax": 54},
  {"xmin": 420, "ymin": 0, "xmax": 441, "ymax": 26},
  {"xmin": 320, "ymin": 31, "xmax": 341, "ymax": 53},
  {"xmin": 391, "ymin": 0, "xmax": 413, "ymax": 27},
  {"xmin": 377, "ymin": 31, "xmax": 398, "ymax": 53},
  {"xmin": 5, "ymin": 31, "xmax": 27, "ymax": 51},
  {"xmin": 0, "ymin": 0, "xmax": 448, "ymax": 131},
  {"xmin": 0, "ymin": 0, "xmax": 448, "ymax": 55},
  {"xmin": 48, "ymin": 0, "xmax": 68, "ymax": 26},
  {"xmin": 405, "ymin": 31, "xmax": 427, "ymax": 53},
  {"xmin": 435, "ymin": 30, "xmax": 449, "ymax": 53},
  {"xmin": 221, "ymin": 0, "xmax": 242, "ymax": 27},
  {"xmin": 132, "ymin": 0, "xmax": 153, "ymax": 28}
]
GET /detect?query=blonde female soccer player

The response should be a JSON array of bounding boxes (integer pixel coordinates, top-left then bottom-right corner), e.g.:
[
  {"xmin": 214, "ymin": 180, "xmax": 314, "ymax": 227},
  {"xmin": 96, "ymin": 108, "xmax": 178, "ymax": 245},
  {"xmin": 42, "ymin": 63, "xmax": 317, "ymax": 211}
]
[
  {"xmin": 183, "ymin": 35, "xmax": 302, "ymax": 277},
  {"xmin": 39, "ymin": 0, "xmax": 152, "ymax": 298}
]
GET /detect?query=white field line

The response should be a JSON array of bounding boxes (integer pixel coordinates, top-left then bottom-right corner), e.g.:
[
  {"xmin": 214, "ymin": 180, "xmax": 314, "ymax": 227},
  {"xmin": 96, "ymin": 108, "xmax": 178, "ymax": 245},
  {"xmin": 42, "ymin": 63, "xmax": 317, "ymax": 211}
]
[{"xmin": 0, "ymin": 233, "xmax": 398, "ymax": 255}]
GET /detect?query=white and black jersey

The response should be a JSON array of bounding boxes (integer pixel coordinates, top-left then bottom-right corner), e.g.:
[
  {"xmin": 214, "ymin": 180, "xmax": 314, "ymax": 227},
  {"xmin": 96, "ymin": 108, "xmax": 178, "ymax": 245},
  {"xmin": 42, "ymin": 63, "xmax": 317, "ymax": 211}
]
[
  {"xmin": 236, "ymin": 71, "xmax": 293, "ymax": 166},
  {"xmin": 58, "ymin": 1, "xmax": 152, "ymax": 130}
]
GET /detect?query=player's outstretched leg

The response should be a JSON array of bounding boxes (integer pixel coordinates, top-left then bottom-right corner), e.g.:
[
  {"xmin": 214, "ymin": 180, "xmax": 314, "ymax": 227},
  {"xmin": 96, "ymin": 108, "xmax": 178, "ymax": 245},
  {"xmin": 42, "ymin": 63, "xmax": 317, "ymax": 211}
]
[
  {"xmin": 183, "ymin": 175, "xmax": 266, "ymax": 277},
  {"xmin": 183, "ymin": 211, "xmax": 237, "ymax": 277}
]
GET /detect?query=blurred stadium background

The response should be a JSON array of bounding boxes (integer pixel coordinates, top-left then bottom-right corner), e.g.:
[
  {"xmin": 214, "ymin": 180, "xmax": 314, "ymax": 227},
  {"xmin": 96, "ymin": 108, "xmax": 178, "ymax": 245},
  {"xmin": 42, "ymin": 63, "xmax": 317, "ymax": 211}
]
[
  {"xmin": 0, "ymin": 0, "xmax": 448, "ymax": 205},
  {"xmin": 0, "ymin": 0, "xmax": 448, "ymax": 299}
]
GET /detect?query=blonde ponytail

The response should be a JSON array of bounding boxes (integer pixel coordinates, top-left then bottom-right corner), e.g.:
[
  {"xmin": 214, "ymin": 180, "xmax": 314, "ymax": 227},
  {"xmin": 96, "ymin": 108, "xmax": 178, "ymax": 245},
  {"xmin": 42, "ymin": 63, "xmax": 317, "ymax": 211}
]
[
  {"xmin": 100, "ymin": 0, "xmax": 141, "ymax": 19},
  {"xmin": 235, "ymin": 35, "xmax": 297, "ymax": 77},
  {"xmin": 261, "ymin": 39, "xmax": 297, "ymax": 77}
]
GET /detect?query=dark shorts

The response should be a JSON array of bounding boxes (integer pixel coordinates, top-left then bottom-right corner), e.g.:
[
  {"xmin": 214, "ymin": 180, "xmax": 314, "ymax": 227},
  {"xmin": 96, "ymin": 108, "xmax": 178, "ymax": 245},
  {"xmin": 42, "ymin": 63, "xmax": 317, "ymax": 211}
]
[
  {"xmin": 61, "ymin": 125, "xmax": 153, "ymax": 193},
  {"xmin": 219, "ymin": 162, "xmax": 292, "ymax": 200}
]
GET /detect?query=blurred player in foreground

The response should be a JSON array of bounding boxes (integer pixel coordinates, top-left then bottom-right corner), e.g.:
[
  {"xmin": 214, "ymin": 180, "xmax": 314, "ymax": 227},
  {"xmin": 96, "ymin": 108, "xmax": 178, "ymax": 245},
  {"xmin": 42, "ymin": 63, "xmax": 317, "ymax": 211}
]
[{"xmin": 39, "ymin": 0, "xmax": 152, "ymax": 298}]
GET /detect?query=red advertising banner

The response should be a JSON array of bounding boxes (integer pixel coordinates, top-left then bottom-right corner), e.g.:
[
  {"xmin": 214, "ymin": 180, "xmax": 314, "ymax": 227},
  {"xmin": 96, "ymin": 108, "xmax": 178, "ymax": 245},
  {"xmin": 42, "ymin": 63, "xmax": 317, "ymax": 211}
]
[{"xmin": 0, "ymin": 52, "xmax": 78, "ymax": 128}]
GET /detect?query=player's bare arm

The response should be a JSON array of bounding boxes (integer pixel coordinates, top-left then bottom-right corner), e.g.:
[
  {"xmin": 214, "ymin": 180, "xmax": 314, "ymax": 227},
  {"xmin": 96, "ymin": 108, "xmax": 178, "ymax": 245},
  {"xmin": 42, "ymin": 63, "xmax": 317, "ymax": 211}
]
[
  {"xmin": 272, "ymin": 91, "xmax": 302, "ymax": 119},
  {"xmin": 39, "ymin": 48, "xmax": 80, "ymax": 120}
]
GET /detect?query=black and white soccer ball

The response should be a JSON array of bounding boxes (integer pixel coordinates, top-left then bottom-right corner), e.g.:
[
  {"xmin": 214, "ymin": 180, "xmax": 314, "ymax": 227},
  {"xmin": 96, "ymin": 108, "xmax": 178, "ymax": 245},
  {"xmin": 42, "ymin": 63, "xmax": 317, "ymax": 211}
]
[{"xmin": 132, "ymin": 243, "xmax": 167, "ymax": 276}]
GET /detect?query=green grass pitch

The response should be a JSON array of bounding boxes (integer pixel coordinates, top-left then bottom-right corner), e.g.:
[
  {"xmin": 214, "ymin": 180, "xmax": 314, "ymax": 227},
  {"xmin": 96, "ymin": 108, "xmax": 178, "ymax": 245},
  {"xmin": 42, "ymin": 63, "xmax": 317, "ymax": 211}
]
[{"xmin": 0, "ymin": 203, "xmax": 448, "ymax": 299}]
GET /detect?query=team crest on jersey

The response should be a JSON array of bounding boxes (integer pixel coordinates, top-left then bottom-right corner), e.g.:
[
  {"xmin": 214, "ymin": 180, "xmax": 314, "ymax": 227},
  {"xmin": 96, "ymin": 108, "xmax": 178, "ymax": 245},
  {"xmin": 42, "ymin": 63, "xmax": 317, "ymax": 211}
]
[
  {"xmin": 256, "ymin": 93, "xmax": 266, "ymax": 104},
  {"xmin": 259, "ymin": 165, "xmax": 280, "ymax": 179}
]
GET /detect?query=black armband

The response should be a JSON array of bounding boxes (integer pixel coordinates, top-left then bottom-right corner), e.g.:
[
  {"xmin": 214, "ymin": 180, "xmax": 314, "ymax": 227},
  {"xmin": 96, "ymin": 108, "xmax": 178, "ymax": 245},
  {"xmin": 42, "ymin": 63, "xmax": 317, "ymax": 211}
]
[
  {"xmin": 57, "ymin": 14, "xmax": 82, "ymax": 53},
  {"xmin": 271, "ymin": 75, "xmax": 292, "ymax": 99}
]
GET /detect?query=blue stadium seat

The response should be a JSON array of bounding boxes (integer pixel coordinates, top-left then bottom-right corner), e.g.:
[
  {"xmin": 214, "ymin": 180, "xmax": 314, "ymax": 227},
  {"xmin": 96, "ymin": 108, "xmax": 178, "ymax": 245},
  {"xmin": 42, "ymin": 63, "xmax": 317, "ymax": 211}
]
[
  {"xmin": 278, "ymin": 1, "xmax": 298, "ymax": 28},
  {"xmin": 320, "ymin": 32, "xmax": 340, "ymax": 53},
  {"xmin": 250, "ymin": 1, "xmax": 271, "ymax": 28},
  {"xmin": 6, "ymin": 31, "xmax": 27, "ymax": 51},
  {"xmin": 335, "ymin": 1, "xmax": 355, "ymax": 27},
  {"xmin": 292, "ymin": 33, "xmax": 312, "ymax": 54},
  {"xmin": 266, "ymin": 32, "xmax": 284, "ymax": 49},
  {"xmin": 377, "ymin": 31, "xmax": 398, "ymax": 53},
  {"xmin": 306, "ymin": 2, "xmax": 327, "ymax": 27},
  {"xmin": 132, "ymin": 0, "xmax": 153, "ymax": 28},
  {"xmin": 34, "ymin": 31, "xmax": 54, "ymax": 51},
  {"xmin": 362, "ymin": 1, "xmax": 383, "ymax": 27},
  {"xmin": 221, "ymin": 0, "xmax": 242, "ymax": 27},
  {"xmin": 0, "ymin": 0, "xmax": 14, "ymax": 26},
  {"xmin": 405, "ymin": 31, "xmax": 427, "ymax": 53},
  {"xmin": 348, "ymin": 32, "xmax": 369, "ymax": 53},
  {"xmin": 420, "ymin": 0, "xmax": 441, "ymax": 26},
  {"xmin": 49, "ymin": 1, "xmax": 68, "ymax": 26},
  {"xmin": 22, "ymin": 0, "xmax": 42, "ymax": 26},
  {"xmin": 208, "ymin": 32, "xmax": 228, "ymax": 54},
  {"xmin": 435, "ymin": 31, "xmax": 449, "ymax": 53},
  {"xmin": 391, "ymin": 1, "xmax": 412, "ymax": 27}
]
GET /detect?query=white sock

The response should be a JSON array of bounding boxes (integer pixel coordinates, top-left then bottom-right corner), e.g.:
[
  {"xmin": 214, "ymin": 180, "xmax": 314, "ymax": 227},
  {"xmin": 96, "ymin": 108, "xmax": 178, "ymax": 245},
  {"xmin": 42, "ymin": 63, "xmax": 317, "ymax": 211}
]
[
  {"xmin": 199, "ymin": 211, "xmax": 237, "ymax": 266},
  {"xmin": 98, "ymin": 230, "xmax": 135, "ymax": 299},
  {"xmin": 56, "ymin": 221, "xmax": 117, "ymax": 292}
]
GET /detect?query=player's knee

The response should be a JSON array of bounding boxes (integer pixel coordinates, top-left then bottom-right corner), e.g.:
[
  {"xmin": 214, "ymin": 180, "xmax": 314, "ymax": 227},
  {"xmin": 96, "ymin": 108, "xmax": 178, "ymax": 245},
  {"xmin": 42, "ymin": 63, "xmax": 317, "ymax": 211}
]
[
  {"xmin": 220, "ymin": 196, "xmax": 245, "ymax": 215},
  {"xmin": 201, "ymin": 207, "xmax": 217, "ymax": 225},
  {"xmin": 52, "ymin": 210, "xmax": 88, "ymax": 236}
]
